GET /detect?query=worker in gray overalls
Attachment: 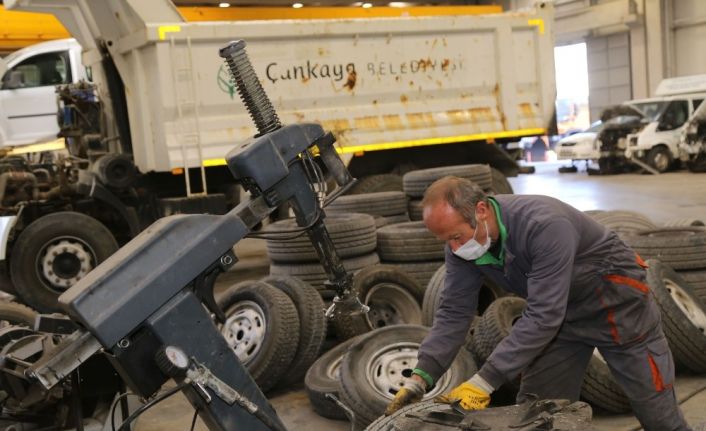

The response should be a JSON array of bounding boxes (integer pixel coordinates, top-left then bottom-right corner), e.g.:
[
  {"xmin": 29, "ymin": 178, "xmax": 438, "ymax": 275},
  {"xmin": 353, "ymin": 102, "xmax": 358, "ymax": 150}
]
[{"xmin": 385, "ymin": 176, "xmax": 690, "ymax": 430}]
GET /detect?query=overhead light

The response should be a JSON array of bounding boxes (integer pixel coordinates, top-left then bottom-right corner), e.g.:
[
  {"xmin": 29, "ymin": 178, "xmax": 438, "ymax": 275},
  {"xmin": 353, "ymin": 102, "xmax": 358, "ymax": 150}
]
[
  {"xmin": 218, "ymin": 2, "xmax": 230, "ymax": 7},
  {"xmin": 362, "ymin": 2, "xmax": 373, "ymax": 8},
  {"xmin": 293, "ymin": 2, "xmax": 304, "ymax": 7}
]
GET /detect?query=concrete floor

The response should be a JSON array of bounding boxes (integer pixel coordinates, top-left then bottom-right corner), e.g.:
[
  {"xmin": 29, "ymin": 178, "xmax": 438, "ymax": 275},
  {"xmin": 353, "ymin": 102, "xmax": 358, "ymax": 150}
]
[{"xmin": 136, "ymin": 162, "xmax": 706, "ymax": 430}]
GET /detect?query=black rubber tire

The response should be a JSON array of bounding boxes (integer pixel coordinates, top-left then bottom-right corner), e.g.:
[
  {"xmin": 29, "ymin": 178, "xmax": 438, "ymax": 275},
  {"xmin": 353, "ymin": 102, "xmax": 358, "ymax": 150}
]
[
  {"xmin": 265, "ymin": 213, "xmax": 377, "ymax": 263},
  {"xmin": 679, "ymin": 269, "xmax": 706, "ymax": 302},
  {"xmin": 348, "ymin": 174, "xmax": 403, "ymax": 194},
  {"xmin": 403, "ymin": 164, "xmax": 493, "ymax": 198},
  {"xmin": 589, "ymin": 210, "xmax": 657, "ymax": 236},
  {"xmin": 326, "ymin": 192, "xmax": 408, "ymax": 217},
  {"xmin": 408, "ymin": 199, "xmax": 423, "ymax": 221},
  {"xmin": 623, "ymin": 227, "xmax": 706, "ymax": 270},
  {"xmin": 338, "ymin": 325, "xmax": 477, "ymax": 428},
  {"xmin": 382, "ymin": 260, "xmax": 443, "ymax": 291},
  {"xmin": 261, "ymin": 275, "xmax": 327, "ymax": 387},
  {"xmin": 646, "ymin": 146, "xmax": 672, "ymax": 173},
  {"xmin": 0, "ymin": 301, "xmax": 37, "ymax": 327},
  {"xmin": 580, "ymin": 351, "xmax": 631, "ymax": 413},
  {"xmin": 332, "ymin": 265, "xmax": 425, "ymax": 341},
  {"xmin": 489, "ymin": 168, "xmax": 514, "ymax": 194},
  {"xmin": 663, "ymin": 218, "xmax": 705, "ymax": 228},
  {"xmin": 304, "ymin": 335, "xmax": 362, "ymax": 420},
  {"xmin": 10, "ymin": 212, "xmax": 119, "ymax": 313},
  {"xmin": 376, "ymin": 222, "xmax": 445, "ymax": 262},
  {"xmin": 645, "ymin": 260, "xmax": 706, "ymax": 373},
  {"xmin": 374, "ymin": 213, "xmax": 411, "ymax": 229},
  {"xmin": 217, "ymin": 281, "xmax": 301, "ymax": 393},
  {"xmin": 269, "ymin": 252, "xmax": 380, "ymax": 291},
  {"xmin": 472, "ymin": 297, "xmax": 526, "ymax": 364}
]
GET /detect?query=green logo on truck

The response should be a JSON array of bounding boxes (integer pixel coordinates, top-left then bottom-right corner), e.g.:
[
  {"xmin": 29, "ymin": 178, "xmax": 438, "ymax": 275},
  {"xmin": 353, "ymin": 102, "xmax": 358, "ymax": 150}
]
[{"xmin": 217, "ymin": 65, "xmax": 236, "ymax": 99}]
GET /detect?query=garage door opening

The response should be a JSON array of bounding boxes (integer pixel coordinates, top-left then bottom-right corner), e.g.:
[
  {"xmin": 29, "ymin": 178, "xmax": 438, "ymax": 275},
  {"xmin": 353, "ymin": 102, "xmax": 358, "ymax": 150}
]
[{"xmin": 554, "ymin": 42, "xmax": 590, "ymax": 134}]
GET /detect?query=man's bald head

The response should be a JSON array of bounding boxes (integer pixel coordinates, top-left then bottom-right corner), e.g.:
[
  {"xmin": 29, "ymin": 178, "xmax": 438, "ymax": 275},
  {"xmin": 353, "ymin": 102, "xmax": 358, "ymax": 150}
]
[{"xmin": 421, "ymin": 176, "xmax": 488, "ymax": 228}]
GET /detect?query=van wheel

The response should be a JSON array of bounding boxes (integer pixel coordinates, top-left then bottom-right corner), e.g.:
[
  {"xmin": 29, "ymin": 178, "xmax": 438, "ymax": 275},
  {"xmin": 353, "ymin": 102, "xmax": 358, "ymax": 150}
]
[{"xmin": 646, "ymin": 147, "xmax": 672, "ymax": 173}]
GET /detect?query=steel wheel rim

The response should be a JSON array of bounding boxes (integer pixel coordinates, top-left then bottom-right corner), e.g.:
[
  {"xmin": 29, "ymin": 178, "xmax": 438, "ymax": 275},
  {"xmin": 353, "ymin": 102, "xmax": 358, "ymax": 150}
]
[
  {"xmin": 325, "ymin": 354, "xmax": 343, "ymax": 381},
  {"xmin": 36, "ymin": 236, "xmax": 95, "ymax": 293},
  {"xmin": 365, "ymin": 342, "xmax": 449, "ymax": 400},
  {"xmin": 364, "ymin": 283, "xmax": 421, "ymax": 329},
  {"xmin": 221, "ymin": 300, "xmax": 267, "ymax": 365},
  {"xmin": 664, "ymin": 279, "xmax": 706, "ymax": 332}
]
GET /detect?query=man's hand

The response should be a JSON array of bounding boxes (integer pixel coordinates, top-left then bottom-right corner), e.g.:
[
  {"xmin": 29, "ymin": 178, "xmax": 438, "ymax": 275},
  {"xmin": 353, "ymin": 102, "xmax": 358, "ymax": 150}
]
[
  {"xmin": 434, "ymin": 375, "xmax": 492, "ymax": 410},
  {"xmin": 384, "ymin": 375, "xmax": 426, "ymax": 416}
]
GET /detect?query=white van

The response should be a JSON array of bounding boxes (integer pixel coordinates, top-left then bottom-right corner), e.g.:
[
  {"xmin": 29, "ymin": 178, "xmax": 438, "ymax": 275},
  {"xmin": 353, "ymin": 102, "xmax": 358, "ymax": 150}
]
[{"xmin": 0, "ymin": 39, "xmax": 85, "ymax": 148}]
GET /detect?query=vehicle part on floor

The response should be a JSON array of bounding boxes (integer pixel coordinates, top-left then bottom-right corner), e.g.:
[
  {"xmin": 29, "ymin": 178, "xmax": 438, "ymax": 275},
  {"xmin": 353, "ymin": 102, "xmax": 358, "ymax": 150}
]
[
  {"xmin": 663, "ymin": 217, "xmax": 706, "ymax": 227},
  {"xmin": 333, "ymin": 265, "xmax": 425, "ymax": 340},
  {"xmin": 403, "ymin": 164, "xmax": 493, "ymax": 198},
  {"xmin": 678, "ymin": 269, "xmax": 706, "ymax": 302},
  {"xmin": 588, "ymin": 210, "xmax": 657, "ymax": 236},
  {"xmin": 625, "ymin": 227, "xmax": 706, "ymax": 270},
  {"xmin": 0, "ymin": 300, "xmax": 38, "ymax": 328},
  {"xmin": 261, "ymin": 275, "xmax": 327, "ymax": 386},
  {"xmin": 339, "ymin": 325, "xmax": 477, "ymax": 428},
  {"xmin": 408, "ymin": 199, "xmax": 423, "ymax": 221},
  {"xmin": 265, "ymin": 213, "xmax": 377, "ymax": 263},
  {"xmin": 270, "ymin": 252, "xmax": 380, "ymax": 292},
  {"xmin": 10, "ymin": 211, "xmax": 119, "ymax": 313},
  {"xmin": 489, "ymin": 167, "xmax": 514, "ymax": 194},
  {"xmin": 645, "ymin": 259, "xmax": 706, "ymax": 373},
  {"xmin": 305, "ymin": 335, "xmax": 362, "ymax": 420},
  {"xmin": 580, "ymin": 349, "xmax": 631, "ymax": 414},
  {"xmin": 326, "ymin": 191, "xmax": 408, "ymax": 217},
  {"xmin": 348, "ymin": 174, "xmax": 403, "ymax": 195},
  {"xmin": 377, "ymin": 222, "xmax": 445, "ymax": 262},
  {"xmin": 363, "ymin": 399, "xmax": 597, "ymax": 431},
  {"xmin": 217, "ymin": 280, "xmax": 301, "ymax": 393},
  {"xmin": 383, "ymin": 260, "xmax": 443, "ymax": 291}
]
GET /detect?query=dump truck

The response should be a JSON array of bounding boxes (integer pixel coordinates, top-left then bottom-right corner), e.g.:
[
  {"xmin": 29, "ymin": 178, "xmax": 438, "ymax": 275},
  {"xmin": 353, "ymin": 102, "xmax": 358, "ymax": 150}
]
[{"xmin": 0, "ymin": 0, "xmax": 556, "ymax": 312}]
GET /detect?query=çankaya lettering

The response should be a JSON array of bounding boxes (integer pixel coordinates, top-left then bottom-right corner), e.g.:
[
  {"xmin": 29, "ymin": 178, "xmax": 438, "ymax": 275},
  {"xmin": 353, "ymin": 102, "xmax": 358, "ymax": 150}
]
[{"xmin": 266, "ymin": 61, "xmax": 356, "ymax": 84}]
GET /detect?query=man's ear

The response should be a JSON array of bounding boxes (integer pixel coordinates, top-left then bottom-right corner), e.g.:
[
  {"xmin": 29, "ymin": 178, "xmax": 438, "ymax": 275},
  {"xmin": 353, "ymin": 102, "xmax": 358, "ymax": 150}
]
[{"xmin": 475, "ymin": 201, "xmax": 489, "ymax": 220}]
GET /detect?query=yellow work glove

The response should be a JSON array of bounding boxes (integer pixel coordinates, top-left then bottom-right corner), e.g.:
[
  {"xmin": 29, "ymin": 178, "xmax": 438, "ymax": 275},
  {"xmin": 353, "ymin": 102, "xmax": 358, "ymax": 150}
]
[
  {"xmin": 384, "ymin": 376, "xmax": 426, "ymax": 416},
  {"xmin": 435, "ymin": 376, "xmax": 492, "ymax": 410}
]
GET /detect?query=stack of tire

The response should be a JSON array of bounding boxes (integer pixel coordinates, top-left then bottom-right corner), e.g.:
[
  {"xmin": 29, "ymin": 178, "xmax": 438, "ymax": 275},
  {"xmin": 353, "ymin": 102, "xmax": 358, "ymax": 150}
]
[
  {"xmin": 325, "ymin": 191, "xmax": 410, "ymax": 228},
  {"xmin": 587, "ymin": 210, "xmax": 657, "ymax": 236},
  {"xmin": 265, "ymin": 213, "xmax": 380, "ymax": 300}
]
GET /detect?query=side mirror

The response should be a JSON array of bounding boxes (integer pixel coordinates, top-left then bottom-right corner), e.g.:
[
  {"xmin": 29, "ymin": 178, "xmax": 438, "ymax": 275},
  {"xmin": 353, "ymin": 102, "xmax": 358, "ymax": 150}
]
[{"xmin": 1, "ymin": 70, "xmax": 25, "ymax": 90}]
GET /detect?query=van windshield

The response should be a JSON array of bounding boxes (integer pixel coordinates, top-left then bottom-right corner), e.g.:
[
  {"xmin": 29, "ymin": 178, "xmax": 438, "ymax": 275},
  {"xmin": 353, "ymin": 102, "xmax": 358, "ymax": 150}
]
[{"xmin": 629, "ymin": 101, "xmax": 668, "ymax": 121}]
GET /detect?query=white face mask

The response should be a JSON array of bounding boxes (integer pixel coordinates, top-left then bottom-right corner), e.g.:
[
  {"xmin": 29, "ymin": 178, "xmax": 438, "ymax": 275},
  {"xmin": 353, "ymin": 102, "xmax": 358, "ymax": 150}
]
[{"xmin": 453, "ymin": 219, "xmax": 491, "ymax": 261}]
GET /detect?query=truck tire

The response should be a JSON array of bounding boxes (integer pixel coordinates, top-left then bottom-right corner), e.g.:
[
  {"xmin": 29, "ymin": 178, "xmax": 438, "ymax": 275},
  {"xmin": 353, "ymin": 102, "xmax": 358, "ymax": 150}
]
[
  {"xmin": 624, "ymin": 227, "xmax": 706, "ymax": 270},
  {"xmin": 408, "ymin": 199, "xmax": 423, "ymax": 221},
  {"xmin": 338, "ymin": 325, "xmax": 477, "ymax": 428},
  {"xmin": 489, "ymin": 168, "xmax": 514, "ymax": 194},
  {"xmin": 679, "ymin": 269, "xmax": 706, "ymax": 302},
  {"xmin": 403, "ymin": 164, "xmax": 493, "ymax": 198},
  {"xmin": 326, "ymin": 191, "xmax": 408, "ymax": 217},
  {"xmin": 589, "ymin": 210, "xmax": 656, "ymax": 236},
  {"xmin": 663, "ymin": 218, "xmax": 705, "ymax": 227},
  {"xmin": 581, "ymin": 350, "xmax": 630, "ymax": 413},
  {"xmin": 269, "ymin": 252, "xmax": 380, "ymax": 291},
  {"xmin": 261, "ymin": 275, "xmax": 327, "ymax": 387},
  {"xmin": 10, "ymin": 212, "xmax": 119, "ymax": 313},
  {"xmin": 348, "ymin": 174, "xmax": 403, "ymax": 194},
  {"xmin": 645, "ymin": 260, "xmax": 706, "ymax": 373},
  {"xmin": 472, "ymin": 297, "xmax": 526, "ymax": 363},
  {"xmin": 304, "ymin": 335, "xmax": 362, "ymax": 420},
  {"xmin": 382, "ymin": 260, "xmax": 443, "ymax": 291},
  {"xmin": 265, "ymin": 214, "xmax": 377, "ymax": 263},
  {"xmin": 646, "ymin": 146, "xmax": 672, "ymax": 173},
  {"xmin": 374, "ymin": 213, "xmax": 411, "ymax": 229},
  {"xmin": 217, "ymin": 281, "xmax": 300, "ymax": 393},
  {"xmin": 376, "ymin": 222, "xmax": 445, "ymax": 262},
  {"xmin": 0, "ymin": 301, "xmax": 37, "ymax": 327},
  {"xmin": 332, "ymin": 265, "xmax": 424, "ymax": 341}
]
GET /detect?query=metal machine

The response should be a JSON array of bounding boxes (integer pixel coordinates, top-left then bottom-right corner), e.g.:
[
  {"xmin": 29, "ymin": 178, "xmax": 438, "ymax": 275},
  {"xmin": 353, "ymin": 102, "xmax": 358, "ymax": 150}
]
[{"xmin": 18, "ymin": 40, "xmax": 368, "ymax": 431}]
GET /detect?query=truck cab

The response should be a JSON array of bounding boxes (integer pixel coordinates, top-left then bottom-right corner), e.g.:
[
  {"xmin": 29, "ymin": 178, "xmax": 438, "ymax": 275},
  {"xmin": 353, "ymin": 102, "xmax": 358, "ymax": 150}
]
[{"xmin": 0, "ymin": 38, "xmax": 85, "ymax": 148}]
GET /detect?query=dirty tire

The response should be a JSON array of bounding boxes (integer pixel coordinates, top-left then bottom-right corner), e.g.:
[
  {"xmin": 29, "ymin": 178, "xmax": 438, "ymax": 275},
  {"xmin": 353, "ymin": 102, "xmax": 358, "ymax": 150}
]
[
  {"xmin": 270, "ymin": 252, "xmax": 380, "ymax": 291},
  {"xmin": 382, "ymin": 260, "xmax": 443, "ymax": 291},
  {"xmin": 0, "ymin": 301, "xmax": 37, "ymax": 327},
  {"xmin": 217, "ymin": 281, "xmax": 300, "ymax": 393},
  {"xmin": 265, "ymin": 214, "xmax": 376, "ymax": 263},
  {"xmin": 489, "ymin": 168, "xmax": 514, "ymax": 194},
  {"xmin": 349, "ymin": 174, "xmax": 403, "ymax": 194},
  {"xmin": 581, "ymin": 350, "xmax": 631, "ymax": 413},
  {"xmin": 326, "ymin": 192, "xmax": 408, "ymax": 217},
  {"xmin": 663, "ymin": 218, "xmax": 705, "ymax": 228},
  {"xmin": 408, "ymin": 199, "xmax": 423, "ymax": 221},
  {"xmin": 305, "ymin": 335, "xmax": 362, "ymax": 420},
  {"xmin": 332, "ymin": 265, "xmax": 425, "ymax": 341},
  {"xmin": 403, "ymin": 164, "xmax": 493, "ymax": 198},
  {"xmin": 374, "ymin": 213, "xmax": 411, "ymax": 229},
  {"xmin": 645, "ymin": 260, "xmax": 706, "ymax": 373},
  {"xmin": 377, "ymin": 222, "xmax": 445, "ymax": 262},
  {"xmin": 624, "ymin": 227, "xmax": 706, "ymax": 270},
  {"xmin": 262, "ymin": 275, "xmax": 327, "ymax": 386},
  {"xmin": 10, "ymin": 212, "xmax": 119, "ymax": 313},
  {"xmin": 679, "ymin": 269, "xmax": 706, "ymax": 302},
  {"xmin": 338, "ymin": 325, "xmax": 477, "ymax": 428},
  {"xmin": 472, "ymin": 297, "xmax": 527, "ymax": 363},
  {"xmin": 590, "ymin": 210, "xmax": 656, "ymax": 236}
]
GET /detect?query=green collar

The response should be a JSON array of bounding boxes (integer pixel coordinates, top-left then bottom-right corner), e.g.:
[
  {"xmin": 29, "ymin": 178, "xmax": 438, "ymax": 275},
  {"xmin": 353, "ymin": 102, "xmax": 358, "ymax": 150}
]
[{"xmin": 474, "ymin": 197, "xmax": 507, "ymax": 266}]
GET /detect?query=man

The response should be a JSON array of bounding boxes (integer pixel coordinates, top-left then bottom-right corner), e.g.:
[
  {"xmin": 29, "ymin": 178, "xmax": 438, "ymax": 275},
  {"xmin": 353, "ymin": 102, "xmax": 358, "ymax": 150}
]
[{"xmin": 385, "ymin": 176, "xmax": 690, "ymax": 430}]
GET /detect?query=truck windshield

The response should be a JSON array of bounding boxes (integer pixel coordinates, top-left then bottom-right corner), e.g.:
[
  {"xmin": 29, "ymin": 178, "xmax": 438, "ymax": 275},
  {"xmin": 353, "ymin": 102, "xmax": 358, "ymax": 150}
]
[{"xmin": 629, "ymin": 101, "xmax": 668, "ymax": 121}]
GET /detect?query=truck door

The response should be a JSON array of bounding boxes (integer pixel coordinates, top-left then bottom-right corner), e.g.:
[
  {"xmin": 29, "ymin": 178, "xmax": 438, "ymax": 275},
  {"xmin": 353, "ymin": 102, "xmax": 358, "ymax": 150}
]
[{"xmin": 0, "ymin": 50, "xmax": 72, "ymax": 147}]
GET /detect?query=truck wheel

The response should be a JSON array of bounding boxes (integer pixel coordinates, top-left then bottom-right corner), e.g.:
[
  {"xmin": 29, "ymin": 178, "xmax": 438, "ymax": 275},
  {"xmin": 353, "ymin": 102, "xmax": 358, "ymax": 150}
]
[
  {"xmin": 624, "ymin": 227, "xmax": 706, "ymax": 270},
  {"xmin": 646, "ymin": 146, "xmax": 672, "ymax": 173},
  {"xmin": 489, "ymin": 168, "xmax": 514, "ymax": 194},
  {"xmin": 581, "ymin": 350, "xmax": 631, "ymax": 413},
  {"xmin": 217, "ymin": 280, "xmax": 300, "ymax": 393},
  {"xmin": 10, "ymin": 212, "xmax": 118, "ymax": 313},
  {"xmin": 645, "ymin": 260, "xmax": 706, "ymax": 373},
  {"xmin": 348, "ymin": 174, "xmax": 403, "ymax": 194},
  {"xmin": 338, "ymin": 325, "xmax": 477, "ymax": 428},
  {"xmin": 382, "ymin": 260, "xmax": 443, "ymax": 291},
  {"xmin": 376, "ymin": 222, "xmax": 445, "ymax": 262},
  {"xmin": 0, "ymin": 301, "xmax": 37, "ymax": 328}
]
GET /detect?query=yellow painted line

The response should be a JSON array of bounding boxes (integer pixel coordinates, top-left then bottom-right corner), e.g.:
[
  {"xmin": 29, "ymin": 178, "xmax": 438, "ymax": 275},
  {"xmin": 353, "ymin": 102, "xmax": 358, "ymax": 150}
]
[
  {"xmin": 527, "ymin": 18, "xmax": 544, "ymax": 35},
  {"xmin": 7, "ymin": 139, "xmax": 65, "ymax": 155},
  {"xmin": 158, "ymin": 25, "xmax": 181, "ymax": 41}
]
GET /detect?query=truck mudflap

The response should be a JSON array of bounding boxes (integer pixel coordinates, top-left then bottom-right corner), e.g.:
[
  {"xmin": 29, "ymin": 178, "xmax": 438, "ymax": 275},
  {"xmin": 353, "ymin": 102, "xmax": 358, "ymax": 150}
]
[
  {"xmin": 365, "ymin": 399, "xmax": 596, "ymax": 431},
  {"xmin": 0, "ymin": 215, "xmax": 17, "ymax": 260}
]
